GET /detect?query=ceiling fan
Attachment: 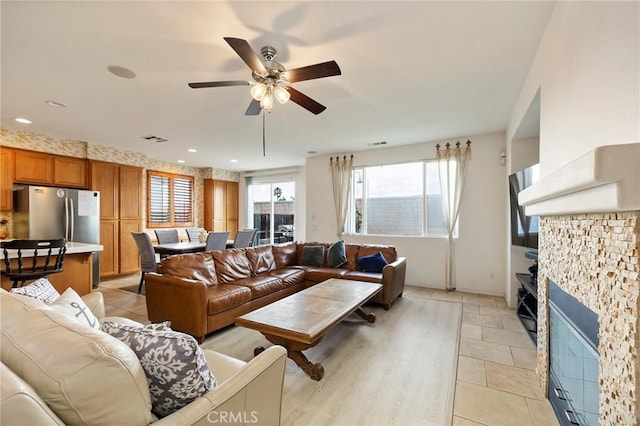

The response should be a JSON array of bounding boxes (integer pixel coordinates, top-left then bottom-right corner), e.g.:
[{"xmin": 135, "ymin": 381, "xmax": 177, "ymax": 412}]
[{"xmin": 188, "ymin": 37, "xmax": 341, "ymax": 115}]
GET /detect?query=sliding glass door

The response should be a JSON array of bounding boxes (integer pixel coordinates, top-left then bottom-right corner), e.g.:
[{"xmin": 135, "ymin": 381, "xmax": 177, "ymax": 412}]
[{"xmin": 247, "ymin": 180, "xmax": 295, "ymax": 246}]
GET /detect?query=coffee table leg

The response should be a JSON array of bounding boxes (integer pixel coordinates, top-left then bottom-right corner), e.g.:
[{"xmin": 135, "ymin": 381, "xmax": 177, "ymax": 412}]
[
  {"xmin": 254, "ymin": 346, "xmax": 266, "ymax": 356},
  {"xmin": 355, "ymin": 307, "xmax": 376, "ymax": 323},
  {"xmin": 262, "ymin": 334, "xmax": 325, "ymax": 381},
  {"xmin": 288, "ymin": 350, "xmax": 325, "ymax": 381}
]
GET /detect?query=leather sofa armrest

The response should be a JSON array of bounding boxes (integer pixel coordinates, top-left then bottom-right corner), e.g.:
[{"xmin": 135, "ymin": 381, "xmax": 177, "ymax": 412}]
[
  {"xmin": 144, "ymin": 273, "xmax": 209, "ymax": 342},
  {"xmin": 81, "ymin": 291, "xmax": 105, "ymax": 320},
  {"xmin": 380, "ymin": 256, "xmax": 407, "ymax": 308},
  {"xmin": 154, "ymin": 346, "xmax": 287, "ymax": 426}
]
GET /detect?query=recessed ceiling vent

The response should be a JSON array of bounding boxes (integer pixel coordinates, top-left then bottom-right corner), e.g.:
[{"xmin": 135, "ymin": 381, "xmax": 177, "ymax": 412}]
[
  {"xmin": 142, "ymin": 135, "xmax": 168, "ymax": 143},
  {"xmin": 366, "ymin": 141, "xmax": 387, "ymax": 146}
]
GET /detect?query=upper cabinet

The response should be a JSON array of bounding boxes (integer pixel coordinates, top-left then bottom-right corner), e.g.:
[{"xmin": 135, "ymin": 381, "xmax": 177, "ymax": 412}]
[
  {"xmin": 12, "ymin": 148, "xmax": 88, "ymax": 188},
  {"xmin": 0, "ymin": 148, "xmax": 15, "ymax": 211},
  {"xmin": 53, "ymin": 156, "xmax": 88, "ymax": 188}
]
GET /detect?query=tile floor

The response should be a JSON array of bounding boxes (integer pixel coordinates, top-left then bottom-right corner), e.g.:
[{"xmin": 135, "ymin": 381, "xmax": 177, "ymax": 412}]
[{"xmin": 97, "ymin": 276, "xmax": 558, "ymax": 426}]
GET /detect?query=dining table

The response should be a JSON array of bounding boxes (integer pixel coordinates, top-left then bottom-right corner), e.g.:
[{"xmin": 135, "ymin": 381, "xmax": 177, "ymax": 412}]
[
  {"xmin": 153, "ymin": 240, "xmax": 235, "ymax": 256},
  {"xmin": 153, "ymin": 241, "xmax": 206, "ymax": 256}
]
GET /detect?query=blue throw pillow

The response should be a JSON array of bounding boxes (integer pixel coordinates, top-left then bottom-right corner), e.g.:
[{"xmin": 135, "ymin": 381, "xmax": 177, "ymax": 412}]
[
  {"xmin": 300, "ymin": 245, "xmax": 325, "ymax": 267},
  {"xmin": 357, "ymin": 251, "xmax": 388, "ymax": 273},
  {"xmin": 327, "ymin": 240, "xmax": 347, "ymax": 268}
]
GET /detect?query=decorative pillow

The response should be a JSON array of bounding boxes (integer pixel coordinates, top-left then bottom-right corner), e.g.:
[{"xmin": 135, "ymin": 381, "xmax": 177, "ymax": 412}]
[
  {"xmin": 299, "ymin": 245, "xmax": 324, "ymax": 267},
  {"xmin": 102, "ymin": 321, "xmax": 216, "ymax": 418},
  {"xmin": 327, "ymin": 240, "xmax": 347, "ymax": 268},
  {"xmin": 10, "ymin": 278, "xmax": 60, "ymax": 304},
  {"xmin": 49, "ymin": 288, "xmax": 100, "ymax": 329},
  {"xmin": 357, "ymin": 251, "xmax": 389, "ymax": 273}
]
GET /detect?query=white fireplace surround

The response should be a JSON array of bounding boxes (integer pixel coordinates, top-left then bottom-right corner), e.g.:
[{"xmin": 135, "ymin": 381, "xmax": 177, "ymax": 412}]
[{"xmin": 519, "ymin": 143, "xmax": 640, "ymax": 216}]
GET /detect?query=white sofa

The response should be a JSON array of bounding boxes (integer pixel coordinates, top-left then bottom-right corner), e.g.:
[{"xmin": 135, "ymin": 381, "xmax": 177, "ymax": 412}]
[{"xmin": 0, "ymin": 289, "xmax": 287, "ymax": 425}]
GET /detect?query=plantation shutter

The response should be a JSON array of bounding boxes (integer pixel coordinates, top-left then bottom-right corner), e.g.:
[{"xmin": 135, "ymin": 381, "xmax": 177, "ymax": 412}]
[
  {"xmin": 174, "ymin": 177, "xmax": 193, "ymax": 224},
  {"xmin": 150, "ymin": 175, "xmax": 170, "ymax": 224}
]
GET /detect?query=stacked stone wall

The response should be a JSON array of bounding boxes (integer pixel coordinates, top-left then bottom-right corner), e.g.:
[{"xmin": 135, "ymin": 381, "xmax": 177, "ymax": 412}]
[{"xmin": 538, "ymin": 211, "xmax": 639, "ymax": 424}]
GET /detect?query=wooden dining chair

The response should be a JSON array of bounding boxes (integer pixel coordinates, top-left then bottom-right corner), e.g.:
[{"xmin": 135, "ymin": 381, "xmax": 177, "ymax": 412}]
[
  {"xmin": 154, "ymin": 229, "xmax": 179, "ymax": 244},
  {"xmin": 131, "ymin": 232, "xmax": 160, "ymax": 293},
  {"xmin": 185, "ymin": 228, "xmax": 205, "ymax": 242},
  {"xmin": 1, "ymin": 239, "xmax": 67, "ymax": 288},
  {"xmin": 233, "ymin": 229, "xmax": 256, "ymax": 248},
  {"xmin": 205, "ymin": 231, "xmax": 230, "ymax": 251}
]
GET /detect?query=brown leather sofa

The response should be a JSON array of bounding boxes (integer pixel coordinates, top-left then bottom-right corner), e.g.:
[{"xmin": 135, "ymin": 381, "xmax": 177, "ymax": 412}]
[{"xmin": 145, "ymin": 242, "xmax": 406, "ymax": 342}]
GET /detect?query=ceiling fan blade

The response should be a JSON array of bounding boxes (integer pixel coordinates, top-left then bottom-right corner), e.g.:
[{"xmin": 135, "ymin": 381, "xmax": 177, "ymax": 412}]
[
  {"xmin": 284, "ymin": 61, "xmax": 341, "ymax": 83},
  {"xmin": 224, "ymin": 37, "xmax": 267, "ymax": 74},
  {"xmin": 287, "ymin": 87, "xmax": 327, "ymax": 115},
  {"xmin": 188, "ymin": 81, "xmax": 249, "ymax": 89},
  {"xmin": 245, "ymin": 99, "xmax": 262, "ymax": 116}
]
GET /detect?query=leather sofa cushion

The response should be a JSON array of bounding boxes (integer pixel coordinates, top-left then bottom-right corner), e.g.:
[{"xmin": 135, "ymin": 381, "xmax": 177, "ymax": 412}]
[
  {"xmin": 343, "ymin": 270, "xmax": 384, "ymax": 283},
  {"xmin": 306, "ymin": 267, "xmax": 348, "ymax": 282},
  {"xmin": 233, "ymin": 276, "xmax": 288, "ymax": 298},
  {"xmin": 206, "ymin": 284, "xmax": 252, "ymax": 315},
  {"xmin": 356, "ymin": 245, "xmax": 397, "ymax": 270},
  {"xmin": 162, "ymin": 252, "xmax": 218, "ymax": 285},
  {"xmin": 0, "ymin": 288, "xmax": 50, "ymax": 316},
  {"xmin": 213, "ymin": 249, "xmax": 252, "ymax": 283},
  {"xmin": 344, "ymin": 244, "xmax": 362, "ymax": 270},
  {"xmin": 246, "ymin": 245, "xmax": 276, "ymax": 275},
  {"xmin": 272, "ymin": 242, "xmax": 297, "ymax": 268},
  {"xmin": 0, "ymin": 299, "xmax": 153, "ymax": 425},
  {"xmin": 268, "ymin": 268, "xmax": 306, "ymax": 287}
]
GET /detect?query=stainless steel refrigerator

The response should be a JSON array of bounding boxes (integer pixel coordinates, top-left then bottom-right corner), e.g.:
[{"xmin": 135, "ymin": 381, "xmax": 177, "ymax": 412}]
[{"xmin": 12, "ymin": 184, "xmax": 101, "ymax": 288}]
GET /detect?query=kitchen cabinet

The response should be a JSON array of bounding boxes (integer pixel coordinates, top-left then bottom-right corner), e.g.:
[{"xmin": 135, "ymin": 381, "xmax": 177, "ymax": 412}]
[
  {"xmin": 0, "ymin": 148, "xmax": 14, "ymax": 211},
  {"xmin": 91, "ymin": 160, "xmax": 143, "ymax": 278},
  {"xmin": 12, "ymin": 149, "xmax": 88, "ymax": 188},
  {"xmin": 53, "ymin": 156, "xmax": 88, "ymax": 188},
  {"xmin": 14, "ymin": 150, "xmax": 53, "ymax": 185},
  {"xmin": 204, "ymin": 179, "xmax": 238, "ymax": 237}
]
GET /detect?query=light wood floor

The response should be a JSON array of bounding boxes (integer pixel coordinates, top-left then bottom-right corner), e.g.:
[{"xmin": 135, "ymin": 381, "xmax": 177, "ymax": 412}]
[{"xmin": 98, "ymin": 276, "xmax": 558, "ymax": 426}]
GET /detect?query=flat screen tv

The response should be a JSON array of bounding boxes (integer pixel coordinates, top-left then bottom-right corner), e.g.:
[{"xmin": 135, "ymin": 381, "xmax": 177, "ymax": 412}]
[{"xmin": 509, "ymin": 163, "xmax": 540, "ymax": 249}]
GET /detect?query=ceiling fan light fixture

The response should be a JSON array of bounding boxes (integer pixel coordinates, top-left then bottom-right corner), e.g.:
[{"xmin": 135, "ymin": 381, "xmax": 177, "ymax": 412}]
[
  {"xmin": 273, "ymin": 85, "xmax": 290, "ymax": 104},
  {"xmin": 260, "ymin": 87, "xmax": 273, "ymax": 110},
  {"xmin": 250, "ymin": 83, "xmax": 267, "ymax": 101}
]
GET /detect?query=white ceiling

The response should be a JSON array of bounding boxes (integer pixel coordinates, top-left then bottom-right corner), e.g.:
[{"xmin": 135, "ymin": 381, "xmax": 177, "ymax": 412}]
[{"xmin": 1, "ymin": 1, "xmax": 554, "ymax": 171}]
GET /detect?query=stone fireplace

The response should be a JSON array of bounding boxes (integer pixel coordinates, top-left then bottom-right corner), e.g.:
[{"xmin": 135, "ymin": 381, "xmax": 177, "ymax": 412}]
[{"xmin": 519, "ymin": 144, "xmax": 640, "ymax": 424}]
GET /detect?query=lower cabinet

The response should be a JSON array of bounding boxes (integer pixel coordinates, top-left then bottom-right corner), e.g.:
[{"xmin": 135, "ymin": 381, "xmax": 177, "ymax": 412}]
[
  {"xmin": 99, "ymin": 220, "xmax": 119, "ymax": 278},
  {"xmin": 119, "ymin": 220, "xmax": 141, "ymax": 275}
]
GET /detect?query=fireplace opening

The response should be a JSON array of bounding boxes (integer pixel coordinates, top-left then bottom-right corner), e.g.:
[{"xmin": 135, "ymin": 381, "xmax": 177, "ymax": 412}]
[{"xmin": 548, "ymin": 281, "xmax": 599, "ymax": 425}]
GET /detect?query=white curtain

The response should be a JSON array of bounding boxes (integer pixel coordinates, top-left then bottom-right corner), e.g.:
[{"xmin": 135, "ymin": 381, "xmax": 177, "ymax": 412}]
[
  {"xmin": 329, "ymin": 155, "xmax": 353, "ymax": 237},
  {"xmin": 436, "ymin": 141, "xmax": 471, "ymax": 291}
]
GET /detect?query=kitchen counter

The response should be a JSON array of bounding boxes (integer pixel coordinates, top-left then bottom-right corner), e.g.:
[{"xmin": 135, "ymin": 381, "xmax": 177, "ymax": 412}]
[
  {"xmin": 0, "ymin": 241, "xmax": 103, "ymax": 260},
  {"xmin": 1, "ymin": 242, "xmax": 103, "ymax": 295}
]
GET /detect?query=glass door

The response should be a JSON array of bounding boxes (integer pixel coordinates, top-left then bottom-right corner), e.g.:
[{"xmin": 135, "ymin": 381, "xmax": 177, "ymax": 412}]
[{"xmin": 247, "ymin": 180, "xmax": 295, "ymax": 246}]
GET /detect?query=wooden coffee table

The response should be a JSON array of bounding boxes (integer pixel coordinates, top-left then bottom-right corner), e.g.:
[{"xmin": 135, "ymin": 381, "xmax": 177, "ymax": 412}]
[{"xmin": 235, "ymin": 278, "xmax": 383, "ymax": 381}]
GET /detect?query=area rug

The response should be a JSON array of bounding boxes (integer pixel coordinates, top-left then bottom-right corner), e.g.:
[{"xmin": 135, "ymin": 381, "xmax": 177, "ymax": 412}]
[{"xmin": 201, "ymin": 293, "xmax": 462, "ymax": 426}]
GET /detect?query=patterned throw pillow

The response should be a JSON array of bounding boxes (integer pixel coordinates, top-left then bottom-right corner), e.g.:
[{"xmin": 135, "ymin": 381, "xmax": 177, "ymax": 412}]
[
  {"xmin": 50, "ymin": 288, "xmax": 100, "ymax": 329},
  {"xmin": 10, "ymin": 278, "xmax": 60, "ymax": 304},
  {"xmin": 101, "ymin": 321, "xmax": 216, "ymax": 418},
  {"xmin": 327, "ymin": 240, "xmax": 347, "ymax": 268}
]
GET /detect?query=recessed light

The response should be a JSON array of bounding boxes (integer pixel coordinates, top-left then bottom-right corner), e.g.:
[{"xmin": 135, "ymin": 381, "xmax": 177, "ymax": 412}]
[
  {"xmin": 15, "ymin": 118, "xmax": 31, "ymax": 124},
  {"xmin": 188, "ymin": 149, "xmax": 197, "ymax": 153},
  {"xmin": 177, "ymin": 160, "xmax": 185, "ymax": 164},
  {"xmin": 307, "ymin": 151, "xmax": 317, "ymax": 155},
  {"xmin": 46, "ymin": 100, "xmax": 66, "ymax": 108},
  {"xmin": 230, "ymin": 159, "xmax": 238, "ymax": 163},
  {"xmin": 107, "ymin": 65, "xmax": 137, "ymax": 79}
]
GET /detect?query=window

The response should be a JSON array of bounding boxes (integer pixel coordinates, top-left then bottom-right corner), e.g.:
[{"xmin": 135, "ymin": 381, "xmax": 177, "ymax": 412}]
[
  {"xmin": 247, "ymin": 179, "xmax": 295, "ymax": 246},
  {"xmin": 347, "ymin": 160, "xmax": 455, "ymax": 237},
  {"xmin": 147, "ymin": 171, "xmax": 194, "ymax": 227}
]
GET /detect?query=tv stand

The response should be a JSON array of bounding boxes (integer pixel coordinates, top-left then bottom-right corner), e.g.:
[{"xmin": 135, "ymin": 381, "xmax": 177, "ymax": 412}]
[{"xmin": 516, "ymin": 272, "xmax": 537, "ymax": 345}]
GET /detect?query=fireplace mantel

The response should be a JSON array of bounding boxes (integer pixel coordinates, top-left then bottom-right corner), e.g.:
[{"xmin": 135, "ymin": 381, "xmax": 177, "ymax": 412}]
[{"xmin": 519, "ymin": 143, "xmax": 640, "ymax": 216}]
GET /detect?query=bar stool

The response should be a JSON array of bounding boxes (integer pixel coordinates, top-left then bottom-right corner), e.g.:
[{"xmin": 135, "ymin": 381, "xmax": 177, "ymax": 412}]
[{"xmin": 1, "ymin": 239, "xmax": 67, "ymax": 288}]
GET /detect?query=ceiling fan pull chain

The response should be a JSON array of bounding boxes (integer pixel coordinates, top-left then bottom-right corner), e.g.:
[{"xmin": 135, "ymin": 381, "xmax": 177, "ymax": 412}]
[{"xmin": 262, "ymin": 110, "xmax": 266, "ymax": 157}]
